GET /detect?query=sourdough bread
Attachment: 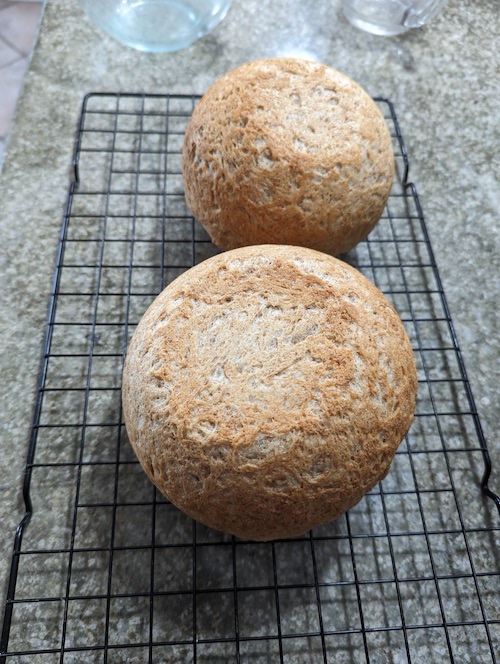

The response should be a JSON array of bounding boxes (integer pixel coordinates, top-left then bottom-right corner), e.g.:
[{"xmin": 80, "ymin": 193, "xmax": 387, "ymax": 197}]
[
  {"xmin": 122, "ymin": 245, "xmax": 417, "ymax": 541},
  {"xmin": 182, "ymin": 58, "xmax": 394, "ymax": 255}
]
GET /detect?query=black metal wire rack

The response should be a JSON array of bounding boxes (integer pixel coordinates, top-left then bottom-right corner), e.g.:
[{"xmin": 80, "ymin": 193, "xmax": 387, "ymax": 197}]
[{"xmin": 1, "ymin": 93, "xmax": 499, "ymax": 664}]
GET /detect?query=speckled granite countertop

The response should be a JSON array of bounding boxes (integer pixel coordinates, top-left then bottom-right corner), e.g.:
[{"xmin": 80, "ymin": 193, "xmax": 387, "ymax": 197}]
[{"xmin": 0, "ymin": 0, "xmax": 498, "ymax": 658}]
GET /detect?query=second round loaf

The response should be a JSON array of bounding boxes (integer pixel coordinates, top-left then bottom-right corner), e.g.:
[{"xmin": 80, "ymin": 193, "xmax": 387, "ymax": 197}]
[{"xmin": 182, "ymin": 58, "xmax": 395, "ymax": 255}]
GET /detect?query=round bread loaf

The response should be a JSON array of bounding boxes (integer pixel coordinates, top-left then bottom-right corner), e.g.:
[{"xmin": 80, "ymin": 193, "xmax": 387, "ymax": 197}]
[
  {"xmin": 122, "ymin": 245, "xmax": 417, "ymax": 541},
  {"xmin": 182, "ymin": 58, "xmax": 394, "ymax": 255}
]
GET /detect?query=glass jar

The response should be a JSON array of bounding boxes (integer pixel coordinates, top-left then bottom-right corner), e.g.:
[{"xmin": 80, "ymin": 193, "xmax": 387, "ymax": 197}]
[
  {"xmin": 78, "ymin": 0, "xmax": 234, "ymax": 53},
  {"xmin": 342, "ymin": 0, "xmax": 448, "ymax": 36}
]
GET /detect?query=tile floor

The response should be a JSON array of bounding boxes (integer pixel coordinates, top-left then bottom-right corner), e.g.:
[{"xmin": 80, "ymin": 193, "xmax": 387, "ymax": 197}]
[{"xmin": 0, "ymin": 0, "xmax": 45, "ymax": 173}]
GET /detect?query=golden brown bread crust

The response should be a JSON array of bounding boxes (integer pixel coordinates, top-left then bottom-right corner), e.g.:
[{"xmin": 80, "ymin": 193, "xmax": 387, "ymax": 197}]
[
  {"xmin": 182, "ymin": 58, "xmax": 395, "ymax": 255},
  {"xmin": 122, "ymin": 245, "xmax": 417, "ymax": 541}
]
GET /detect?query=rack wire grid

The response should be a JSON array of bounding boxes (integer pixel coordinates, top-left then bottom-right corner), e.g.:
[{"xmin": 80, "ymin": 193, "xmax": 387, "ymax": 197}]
[{"xmin": 1, "ymin": 93, "xmax": 499, "ymax": 664}]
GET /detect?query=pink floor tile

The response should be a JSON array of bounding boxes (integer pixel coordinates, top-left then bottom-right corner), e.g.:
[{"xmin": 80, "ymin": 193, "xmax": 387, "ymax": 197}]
[
  {"xmin": 0, "ymin": 55, "xmax": 28, "ymax": 135},
  {"xmin": 0, "ymin": 2, "xmax": 43, "ymax": 55},
  {"xmin": 0, "ymin": 1, "xmax": 44, "ymax": 170},
  {"xmin": 0, "ymin": 34, "xmax": 20, "ymax": 68}
]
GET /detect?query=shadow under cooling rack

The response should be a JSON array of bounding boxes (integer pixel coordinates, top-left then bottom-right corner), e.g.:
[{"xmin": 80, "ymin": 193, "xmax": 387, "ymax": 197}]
[{"xmin": 1, "ymin": 93, "xmax": 499, "ymax": 664}]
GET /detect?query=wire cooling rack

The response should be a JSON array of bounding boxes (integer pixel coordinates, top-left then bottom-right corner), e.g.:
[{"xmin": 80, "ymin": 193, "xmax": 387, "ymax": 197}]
[{"xmin": 1, "ymin": 93, "xmax": 499, "ymax": 664}]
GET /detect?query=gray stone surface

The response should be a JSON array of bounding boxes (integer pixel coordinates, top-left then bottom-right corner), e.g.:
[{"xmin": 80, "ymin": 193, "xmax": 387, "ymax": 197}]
[{"xmin": 0, "ymin": 0, "xmax": 498, "ymax": 660}]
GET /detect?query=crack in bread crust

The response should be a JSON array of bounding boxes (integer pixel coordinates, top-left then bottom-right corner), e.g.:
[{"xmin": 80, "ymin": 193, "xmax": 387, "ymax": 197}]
[
  {"xmin": 182, "ymin": 58, "xmax": 395, "ymax": 255},
  {"xmin": 122, "ymin": 245, "xmax": 417, "ymax": 541}
]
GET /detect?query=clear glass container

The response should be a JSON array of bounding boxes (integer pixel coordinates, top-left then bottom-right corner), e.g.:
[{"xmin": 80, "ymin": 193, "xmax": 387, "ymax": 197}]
[
  {"xmin": 342, "ymin": 0, "xmax": 448, "ymax": 36},
  {"xmin": 78, "ymin": 0, "xmax": 234, "ymax": 53}
]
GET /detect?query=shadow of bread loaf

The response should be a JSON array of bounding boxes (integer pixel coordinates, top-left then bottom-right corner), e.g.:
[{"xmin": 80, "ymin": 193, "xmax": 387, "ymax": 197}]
[
  {"xmin": 122, "ymin": 245, "xmax": 417, "ymax": 541},
  {"xmin": 182, "ymin": 57, "xmax": 394, "ymax": 255}
]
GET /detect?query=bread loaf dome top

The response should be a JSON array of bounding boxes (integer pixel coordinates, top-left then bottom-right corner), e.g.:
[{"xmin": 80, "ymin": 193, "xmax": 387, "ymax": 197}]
[
  {"xmin": 182, "ymin": 58, "xmax": 395, "ymax": 255},
  {"xmin": 122, "ymin": 245, "xmax": 417, "ymax": 541}
]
